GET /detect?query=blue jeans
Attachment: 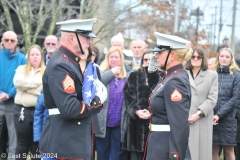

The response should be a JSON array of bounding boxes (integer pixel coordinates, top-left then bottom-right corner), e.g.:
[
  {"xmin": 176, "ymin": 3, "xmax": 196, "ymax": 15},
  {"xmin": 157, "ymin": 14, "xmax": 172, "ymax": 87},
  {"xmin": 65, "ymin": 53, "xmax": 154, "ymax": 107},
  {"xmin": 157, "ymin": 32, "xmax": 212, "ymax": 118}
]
[{"xmin": 95, "ymin": 126, "xmax": 127, "ymax": 160}]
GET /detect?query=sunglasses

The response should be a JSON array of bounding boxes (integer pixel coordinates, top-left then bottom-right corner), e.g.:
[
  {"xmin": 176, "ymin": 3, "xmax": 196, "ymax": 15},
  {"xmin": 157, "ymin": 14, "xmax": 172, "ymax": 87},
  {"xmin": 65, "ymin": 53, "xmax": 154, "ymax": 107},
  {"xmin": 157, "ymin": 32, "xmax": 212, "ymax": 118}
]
[
  {"xmin": 46, "ymin": 43, "xmax": 56, "ymax": 46},
  {"xmin": 144, "ymin": 58, "xmax": 150, "ymax": 62},
  {"xmin": 191, "ymin": 56, "xmax": 202, "ymax": 60},
  {"xmin": 4, "ymin": 39, "xmax": 16, "ymax": 43}
]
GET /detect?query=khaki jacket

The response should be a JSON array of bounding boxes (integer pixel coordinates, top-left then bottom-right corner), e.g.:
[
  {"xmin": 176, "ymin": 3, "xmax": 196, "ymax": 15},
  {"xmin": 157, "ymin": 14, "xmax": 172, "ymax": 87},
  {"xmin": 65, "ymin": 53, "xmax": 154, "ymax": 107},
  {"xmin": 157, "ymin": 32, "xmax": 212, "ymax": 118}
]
[{"xmin": 13, "ymin": 65, "xmax": 42, "ymax": 107}]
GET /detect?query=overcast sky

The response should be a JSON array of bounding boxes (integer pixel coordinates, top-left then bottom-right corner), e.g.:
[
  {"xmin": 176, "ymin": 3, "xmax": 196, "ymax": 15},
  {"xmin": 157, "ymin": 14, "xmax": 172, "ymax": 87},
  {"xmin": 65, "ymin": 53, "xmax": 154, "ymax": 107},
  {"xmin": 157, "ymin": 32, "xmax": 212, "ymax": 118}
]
[
  {"xmin": 119, "ymin": 0, "xmax": 239, "ymax": 45},
  {"xmin": 190, "ymin": 0, "xmax": 240, "ymax": 43}
]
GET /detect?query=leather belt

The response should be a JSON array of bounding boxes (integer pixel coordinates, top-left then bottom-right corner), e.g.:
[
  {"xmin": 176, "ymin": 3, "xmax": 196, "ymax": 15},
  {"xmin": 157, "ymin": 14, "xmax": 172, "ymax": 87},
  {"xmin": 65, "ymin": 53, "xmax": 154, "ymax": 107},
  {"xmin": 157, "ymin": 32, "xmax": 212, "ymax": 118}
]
[
  {"xmin": 48, "ymin": 108, "xmax": 60, "ymax": 115},
  {"xmin": 149, "ymin": 124, "xmax": 170, "ymax": 132}
]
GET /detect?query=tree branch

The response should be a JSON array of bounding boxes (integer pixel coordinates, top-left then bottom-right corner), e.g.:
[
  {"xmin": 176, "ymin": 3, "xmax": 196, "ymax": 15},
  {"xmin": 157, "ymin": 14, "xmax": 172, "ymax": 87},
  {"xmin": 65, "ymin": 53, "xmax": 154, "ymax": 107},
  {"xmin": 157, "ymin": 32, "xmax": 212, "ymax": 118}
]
[
  {"xmin": 1, "ymin": 0, "xmax": 14, "ymax": 30},
  {"xmin": 79, "ymin": 0, "xmax": 85, "ymax": 19},
  {"xmin": 32, "ymin": 0, "xmax": 47, "ymax": 44},
  {"xmin": 47, "ymin": 0, "xmax": 73, "ymax": 35}
]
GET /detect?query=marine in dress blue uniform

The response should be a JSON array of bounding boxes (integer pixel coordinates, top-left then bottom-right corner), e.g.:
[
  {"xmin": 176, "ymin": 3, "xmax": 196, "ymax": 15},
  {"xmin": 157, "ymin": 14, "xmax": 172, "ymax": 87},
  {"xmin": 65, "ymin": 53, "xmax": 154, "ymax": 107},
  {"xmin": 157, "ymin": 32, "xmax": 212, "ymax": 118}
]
[
  {"xmin": 39, "ymin": 18, "xmax": 104, "ymax": 160},
  {"xmin": 145, "ymin": 32, "xmax": 192, "ymax": 160}
]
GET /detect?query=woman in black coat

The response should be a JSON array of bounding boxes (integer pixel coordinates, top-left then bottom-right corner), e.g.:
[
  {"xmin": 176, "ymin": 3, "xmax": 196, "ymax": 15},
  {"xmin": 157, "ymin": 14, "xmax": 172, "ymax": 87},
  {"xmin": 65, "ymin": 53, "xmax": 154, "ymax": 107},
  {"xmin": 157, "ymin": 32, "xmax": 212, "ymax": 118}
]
[
  {"xmin": 212, "ymin": 48, "xmax": 240, "ymax": 160},
  {"xmin": 122, "ymin": 50, "xmax": 153, "ymax": 160}
]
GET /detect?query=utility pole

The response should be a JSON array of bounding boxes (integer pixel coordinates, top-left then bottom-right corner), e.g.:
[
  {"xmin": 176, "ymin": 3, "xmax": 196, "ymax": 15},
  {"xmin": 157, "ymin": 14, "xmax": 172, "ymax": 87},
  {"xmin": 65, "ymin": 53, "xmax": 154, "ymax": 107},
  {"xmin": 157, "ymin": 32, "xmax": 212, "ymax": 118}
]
[
  {"xmin": 231, "ymin": 0, "xmax": 237, "ymax": 54},
  {"xmin": 174, "ymin": 0, "xmax": 179, "ymax": 32},
  {"xmin": 196, "ymin": 7, "xmax": 200, "ymax": 44},
  {"xmin": 190, "ymin": 7, "xmax": 204, "ymax": 45},
  {"xmin": 213, "ymin": 6, "xmax": 217, "ymax": 51},
  {"xmin": 218, "ymin": 0, "xmax": 223, "ymax": 46},
  {"xmin": 211, "ymin": 14, "xmax": 214, "ymax": 50}
]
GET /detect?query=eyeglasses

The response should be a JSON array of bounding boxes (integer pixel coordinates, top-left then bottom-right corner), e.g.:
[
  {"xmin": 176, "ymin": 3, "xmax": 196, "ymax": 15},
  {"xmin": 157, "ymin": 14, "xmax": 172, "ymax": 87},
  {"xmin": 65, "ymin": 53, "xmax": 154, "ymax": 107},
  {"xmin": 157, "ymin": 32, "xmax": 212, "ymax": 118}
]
[
  {"xmin": 46, "ymin": 43, "xmax": 56, "ymax": 46},
  {"xmin": 144, "ymin": 58, "xmax": 150, "ymax": 62},
  {"xmin": 191, "ymin": 56, "xmax": 202, "ymax": 60},
  {"xmin": 4, "ymin": 39, "xmax": 16, "ymax": 43}
]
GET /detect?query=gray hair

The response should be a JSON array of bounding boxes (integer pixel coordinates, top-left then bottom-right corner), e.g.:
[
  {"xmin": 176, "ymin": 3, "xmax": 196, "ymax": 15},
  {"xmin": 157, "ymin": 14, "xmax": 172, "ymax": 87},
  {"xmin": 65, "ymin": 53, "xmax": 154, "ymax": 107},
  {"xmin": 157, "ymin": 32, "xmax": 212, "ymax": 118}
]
[
  {"xmin": 110, "ymin": 33, "xmax": 124, "ymax": 45},
  {"xmin": 130, "ymin": 38, "xmax": 146, "ymax": 47}
]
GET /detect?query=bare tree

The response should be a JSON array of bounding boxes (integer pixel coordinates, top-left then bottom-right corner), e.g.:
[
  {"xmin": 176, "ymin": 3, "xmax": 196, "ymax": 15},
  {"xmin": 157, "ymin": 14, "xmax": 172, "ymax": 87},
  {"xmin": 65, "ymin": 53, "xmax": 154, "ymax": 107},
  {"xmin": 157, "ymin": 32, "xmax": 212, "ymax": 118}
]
[
  {"xmin": 0, "ymin": 0, "xmax": 159, "ymax": 52},
  {"xmin": 124, "ymin": 0, "xmax": 191, "ymax": 48},
  {"xmin": 93, "ymin": 0, "xmax": 144, "ymax": 45},
  {"xmin": 0, "ymin": 0, "xmax": 74, "ymax": 50},
  {"xmin": 0, "ymin": 0, "xmax": 14, "ymax": 31}
]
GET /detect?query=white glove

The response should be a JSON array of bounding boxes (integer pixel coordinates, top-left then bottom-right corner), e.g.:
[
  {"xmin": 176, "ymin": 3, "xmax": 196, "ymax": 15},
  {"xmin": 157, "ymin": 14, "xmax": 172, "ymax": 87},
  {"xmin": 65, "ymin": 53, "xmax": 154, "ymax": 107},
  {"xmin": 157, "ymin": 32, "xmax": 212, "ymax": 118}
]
[
  {"xmin": 148, "ymin": 54, "xmax": 159, "ymax": 72},
  {"xmin": 95, "ymin": 79, "xmax": 107, "ymax": 104}
]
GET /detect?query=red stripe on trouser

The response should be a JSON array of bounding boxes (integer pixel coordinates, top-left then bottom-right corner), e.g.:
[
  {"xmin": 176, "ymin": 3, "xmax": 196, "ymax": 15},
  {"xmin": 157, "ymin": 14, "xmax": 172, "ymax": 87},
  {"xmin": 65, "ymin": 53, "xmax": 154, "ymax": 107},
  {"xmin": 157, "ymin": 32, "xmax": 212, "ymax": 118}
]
[{"xmin": 142, "ymin": 132, "xmax": 151, "ymax": 160}]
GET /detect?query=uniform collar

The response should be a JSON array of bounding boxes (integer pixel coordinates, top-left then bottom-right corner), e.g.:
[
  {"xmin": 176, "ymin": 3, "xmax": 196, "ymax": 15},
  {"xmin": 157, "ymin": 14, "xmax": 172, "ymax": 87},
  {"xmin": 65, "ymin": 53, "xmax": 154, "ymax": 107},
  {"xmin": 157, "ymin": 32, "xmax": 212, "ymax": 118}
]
[
  {"xmin": 164, "ymin": 64, "xmax": 184, "ymax": 76},
  {"xmin": 58, "ymin": 45, "xmax": 81, "ymax": 63}
]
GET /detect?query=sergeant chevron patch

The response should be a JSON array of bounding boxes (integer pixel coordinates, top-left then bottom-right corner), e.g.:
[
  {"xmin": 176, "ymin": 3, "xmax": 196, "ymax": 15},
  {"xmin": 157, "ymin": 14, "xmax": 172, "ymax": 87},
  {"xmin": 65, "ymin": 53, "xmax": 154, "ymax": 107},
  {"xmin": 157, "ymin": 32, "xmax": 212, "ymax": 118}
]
[
  {"xmin": 62, "ymin": 74, "xmax": 75, "ymax": 93},
  {"xmin": 170, "ymin": 89, "xmax": 182, "ymax": 102}
]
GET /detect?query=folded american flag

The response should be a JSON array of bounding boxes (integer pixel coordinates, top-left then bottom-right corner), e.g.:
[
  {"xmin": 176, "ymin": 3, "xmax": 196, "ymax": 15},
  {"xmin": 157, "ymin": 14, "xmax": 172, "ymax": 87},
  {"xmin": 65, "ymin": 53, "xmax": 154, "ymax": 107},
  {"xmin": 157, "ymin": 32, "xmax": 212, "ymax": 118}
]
[{"xmin": 82, "ymin": 62, "xmax": 97, "ymax": 105}]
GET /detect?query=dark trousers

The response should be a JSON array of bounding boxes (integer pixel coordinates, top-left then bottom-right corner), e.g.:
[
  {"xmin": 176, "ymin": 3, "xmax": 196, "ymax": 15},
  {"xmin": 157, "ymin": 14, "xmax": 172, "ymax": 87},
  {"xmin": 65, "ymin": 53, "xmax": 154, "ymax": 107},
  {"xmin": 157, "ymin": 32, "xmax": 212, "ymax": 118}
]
[
  {"xmin": 0, "ymin": 116, "xmax": 8, "ymax": 160},
  {"xmin": 95, "ymin": 126, "xmax": 128, "ymax": 160},
  {"xmin": 130, "ymin": 151, "xmax": 143, "ymax": 160},
  {"xmin": 13, "ymin": 104, "xmax": 40, "ymax": 160}
]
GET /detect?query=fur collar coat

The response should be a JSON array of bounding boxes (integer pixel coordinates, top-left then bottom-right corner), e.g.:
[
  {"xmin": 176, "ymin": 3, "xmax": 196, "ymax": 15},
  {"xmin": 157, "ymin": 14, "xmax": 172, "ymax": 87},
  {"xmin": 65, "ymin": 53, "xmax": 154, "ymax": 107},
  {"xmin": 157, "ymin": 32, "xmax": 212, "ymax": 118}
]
[{"xmin": 122, "ymin": 69, "xmax": 151, "ymax": 152}]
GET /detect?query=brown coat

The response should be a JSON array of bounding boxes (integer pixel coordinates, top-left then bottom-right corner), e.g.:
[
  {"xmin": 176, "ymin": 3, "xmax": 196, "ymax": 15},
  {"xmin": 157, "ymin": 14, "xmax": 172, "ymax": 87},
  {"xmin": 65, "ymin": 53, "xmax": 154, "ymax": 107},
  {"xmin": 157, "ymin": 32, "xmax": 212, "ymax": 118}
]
[{"xmin": 187, "ymin": 70, "xmax": 218, "ymax": 160}]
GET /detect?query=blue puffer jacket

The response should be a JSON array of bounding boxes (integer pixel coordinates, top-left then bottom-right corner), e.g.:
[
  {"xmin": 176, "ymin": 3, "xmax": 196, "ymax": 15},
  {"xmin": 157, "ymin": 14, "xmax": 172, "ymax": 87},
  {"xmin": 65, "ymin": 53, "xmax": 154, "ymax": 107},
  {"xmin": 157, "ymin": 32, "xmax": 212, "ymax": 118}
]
[
  {"xmin": 0, "ymin": 49, "xmax": 26, "ymax": 103},
  {"xmin": 213, "ymin": 66, "xmax": 240, "ymax": 146},
  {"xmin": 33, "ymin": 91, "xmax": 49, "ymax": 142}
]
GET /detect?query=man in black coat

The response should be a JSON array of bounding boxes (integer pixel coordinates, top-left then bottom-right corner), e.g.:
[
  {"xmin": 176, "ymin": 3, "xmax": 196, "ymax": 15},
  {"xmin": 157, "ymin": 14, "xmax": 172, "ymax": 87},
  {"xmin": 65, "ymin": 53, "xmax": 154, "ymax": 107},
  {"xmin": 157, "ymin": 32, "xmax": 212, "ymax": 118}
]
[{"xmin": 39, "ymin": 18, "xmax": 104, "ymax": 160}]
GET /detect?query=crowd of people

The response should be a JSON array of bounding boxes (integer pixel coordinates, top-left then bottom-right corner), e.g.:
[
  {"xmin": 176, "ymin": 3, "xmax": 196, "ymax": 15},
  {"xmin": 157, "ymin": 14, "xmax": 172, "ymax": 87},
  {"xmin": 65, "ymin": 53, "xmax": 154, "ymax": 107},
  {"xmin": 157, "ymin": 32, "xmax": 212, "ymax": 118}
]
[{"xmin": 0, "ymin": 17, "xmax": 240, "ymax": 160}]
